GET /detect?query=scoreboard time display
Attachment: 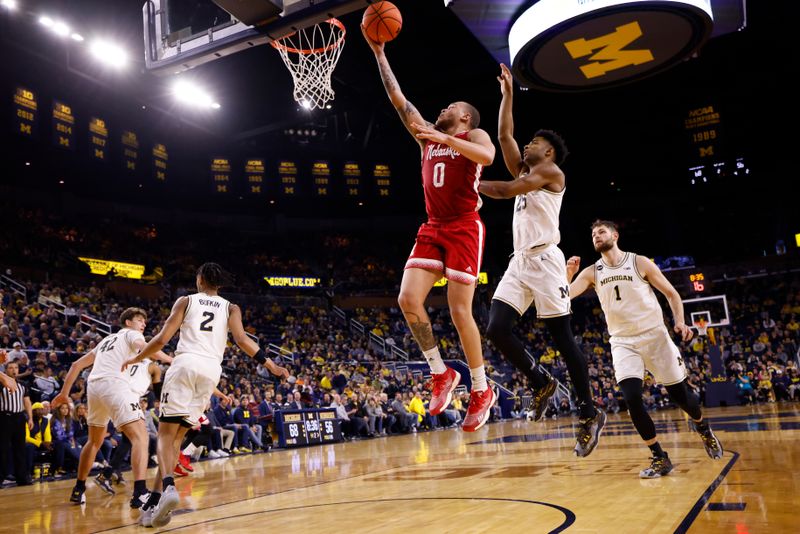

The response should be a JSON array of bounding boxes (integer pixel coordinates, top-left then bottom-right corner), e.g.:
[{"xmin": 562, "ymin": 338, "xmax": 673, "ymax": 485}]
[{"xmin": 277, "ymin": 409, "xmax": 342, "ymax": 448}]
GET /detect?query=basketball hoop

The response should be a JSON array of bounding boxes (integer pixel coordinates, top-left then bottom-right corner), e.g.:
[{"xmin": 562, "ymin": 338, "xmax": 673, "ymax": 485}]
[
  {"xmin": 270, "ymin": 18, "xmax": 346, "ymax": 110},
  {"xmin": 692, "ymin": 317, "xmax": 709, "ymax": 337}
]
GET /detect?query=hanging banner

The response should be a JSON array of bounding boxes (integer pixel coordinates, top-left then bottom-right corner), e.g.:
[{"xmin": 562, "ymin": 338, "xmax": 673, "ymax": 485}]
[
  {"xmin": 311, "ymin": 160, "xmax": 331, "ymax": 197},
  {"xmin": 13, "ymin": 87, "xmax": 37, "ymax": 137},
  {"xmin": 122, "ymin": 130, "xmax": 139, "ymax": 171},
  {"xmin": 373, "ymin": 163, "xmax": 391, "ymax": 197},
  {"xmin": 153, "ymin": 142, "xmax": 168, "ymax": 181},
  {"xmin": 343, "ymin": 161, "xmax": 362, "ymax": 198},
  {"xmin": 52, "ymin": 100, "xmax": 76, "ymax": 150},
  {"xmin": 211, "ymin": 157, "xmax": 232, "ymax": 193},
  {"xmin": 88, "ymin": 117, "xmax": 109, "ymax": 161},
  {"xmin": 278, "ymin": 160, "xmax": 298, "ymax": 196},
  {"xmin": 245, "ymin": 158, "xmax": 265, "ymax": 195}
]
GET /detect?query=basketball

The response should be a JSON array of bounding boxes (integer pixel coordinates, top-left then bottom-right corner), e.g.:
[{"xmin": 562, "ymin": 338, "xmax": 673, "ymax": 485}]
[{"xmin": 362, "ymin": 1, "xmax": 402, "ymax": 43}]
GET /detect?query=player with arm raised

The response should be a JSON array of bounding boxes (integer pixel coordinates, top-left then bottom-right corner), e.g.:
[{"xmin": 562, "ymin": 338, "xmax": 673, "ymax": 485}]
[
  {"xmin": 128, "ymin": 263, "xmax": 289, "ymax": 528},
  {"xmin": 479, "ymin": 64, "xmax": 605, "ymax": 457},
  {"xmin": 362, "ymin": 26, "xmax": 498, "ymax": 432},
  {"xmin": 566, "ymin": 220, "xmax": 722, "ymax": 477}
]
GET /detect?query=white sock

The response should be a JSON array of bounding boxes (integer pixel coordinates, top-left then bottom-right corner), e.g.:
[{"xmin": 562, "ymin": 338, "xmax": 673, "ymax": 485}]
[
  {"xmin": 470, "ymin": 366, "xmax": 488, "ymax": 392},
  {"xmin": 423, "ymin": 347, "xmax": 447, "ymax": 374},
  {"xmin": 182, "ymin": 443, "xmax": 196, "ymax": 456}
]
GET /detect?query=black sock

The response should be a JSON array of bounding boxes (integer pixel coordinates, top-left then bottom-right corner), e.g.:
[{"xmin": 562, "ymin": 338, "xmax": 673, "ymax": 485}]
[
  {"xmin": 75, "ymin": 479, "xmax": 86, "ymax": 491},
  {"xmin": 648, "ymin": 442, "xmax": 666, "ymax": 458},
  {"xmin": 134, "ymin": 480, "xmax": 147, "ymax": 495},
  {"xmin": 577, "ymin": 400, "xmax": 596, "ymax": 420},
  {"xmin": 102, "ymin": 465, "xmax": 113, "ymax": 479},
  {"xmin": 162, "ymin": 476, "xmax": 175, "ymax": 490},
  {"xmin": 144, "ymin": 491, "xmax": 161, "ymax": 510},
  {"xmin": 544, "ymin": 316, "xmax": 597, "ymax": 419},
  {"xmin": 694, "ymin": 418, "xmax": 710, "ymax": 432}
]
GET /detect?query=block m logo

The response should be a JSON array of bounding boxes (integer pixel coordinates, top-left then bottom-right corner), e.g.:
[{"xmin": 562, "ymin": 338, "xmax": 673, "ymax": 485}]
[
  {"xmin": 563, "ymin": 21, "xmax": 654, "ymax": 79},
  {"xmin": 699, "ymin": 146, "xmax": 714, "ymax": 157}
]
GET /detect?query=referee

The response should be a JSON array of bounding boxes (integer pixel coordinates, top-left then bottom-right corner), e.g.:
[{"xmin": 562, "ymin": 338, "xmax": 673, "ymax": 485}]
[{"xmin": 0, "ymin": 361, "xmax": 34, "ymax": 486}]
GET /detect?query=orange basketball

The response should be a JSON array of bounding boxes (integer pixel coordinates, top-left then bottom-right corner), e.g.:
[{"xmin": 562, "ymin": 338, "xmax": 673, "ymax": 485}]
[{"xmin": 362, "ymin": 2, "xmax": 402, "ymax": 43}]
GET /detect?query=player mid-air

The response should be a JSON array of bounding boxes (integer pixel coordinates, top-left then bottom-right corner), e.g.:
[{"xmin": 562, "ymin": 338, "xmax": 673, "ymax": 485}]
[{"xmin": 362, "ymin": 23, "xmax": 498, "ymax": 432}]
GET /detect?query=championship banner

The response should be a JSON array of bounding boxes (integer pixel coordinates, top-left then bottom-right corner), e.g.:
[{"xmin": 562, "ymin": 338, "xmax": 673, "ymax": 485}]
[
  {"xmin": 13, "ymin": 87, "xmax": 37, "ymax": 138},
  {"xmin": 211, "ymin": 157, "xmax": 232, "ymax": 194},
  {"xmin": 343, "ymin": 161, "xmax": 362, "ymax": 198},
  {"xmin": 684, "ymin": 103, "xmax": 725, "ymax": 165},
  {"xmin": 88, "ymin": 117, "xmax": 109, "ymax": 161},
  {"xmin": 245, "ymin": 158, "xmax": 265, "ymax": 195},
  {"xmin": 122, "ymin": 130, "xmax": 139, "ymax": 171},
  {"xmin": 373, "ymin": 163, "xmax": 391, "ymax": 197},
  {"xmin": 311, "ymin": 160, "xmax": 331, "ymax": 197},
  {"xmin": 278, "ymin": 160, "xmax": 298, "ymax": 196},
  {"xmin": 52, "ymin": 100, "xmax": 75, "ymax": 150},
  {"xmin": 152, "ymin": 142, "xmax": 168, "ymax": 181}
]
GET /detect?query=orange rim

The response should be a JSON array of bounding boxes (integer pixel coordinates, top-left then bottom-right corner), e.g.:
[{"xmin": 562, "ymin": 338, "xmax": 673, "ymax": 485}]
[{"xmin": 270, "ymin": 18, "xmax": 346, "ymax": 55}]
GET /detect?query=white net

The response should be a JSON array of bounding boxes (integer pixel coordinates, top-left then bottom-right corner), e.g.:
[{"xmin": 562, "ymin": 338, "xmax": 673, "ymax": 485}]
[{"xmin": 271, "ymin": 19, "xmax": 346, "ymax": 110}]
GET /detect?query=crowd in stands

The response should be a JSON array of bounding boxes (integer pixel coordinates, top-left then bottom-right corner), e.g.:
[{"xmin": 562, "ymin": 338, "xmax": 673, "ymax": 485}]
[{"xmin": 2, "ymin": 259, "xmax": 800, "ymax": 487}]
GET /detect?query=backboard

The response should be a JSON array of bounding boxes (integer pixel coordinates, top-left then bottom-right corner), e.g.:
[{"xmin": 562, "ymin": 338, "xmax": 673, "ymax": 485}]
[
  {"xmin": 682, "ymin": 294, "xmax": 730, "ymax": 332},
  {"xmin": 143, "ymin": 0, "xmax": 371, "ymax": 74}
]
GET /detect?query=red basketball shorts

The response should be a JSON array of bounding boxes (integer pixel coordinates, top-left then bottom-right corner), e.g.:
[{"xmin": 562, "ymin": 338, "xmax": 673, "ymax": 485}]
[{"xmin": 405, "ymin": 214, "xmax": 485, "ymax": 285}]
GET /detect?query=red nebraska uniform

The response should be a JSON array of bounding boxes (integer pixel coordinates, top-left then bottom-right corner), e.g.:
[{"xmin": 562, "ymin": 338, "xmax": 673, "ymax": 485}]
[{"xmin": 405, "ymin": 131, "xmax": 486, "ymax": 284}]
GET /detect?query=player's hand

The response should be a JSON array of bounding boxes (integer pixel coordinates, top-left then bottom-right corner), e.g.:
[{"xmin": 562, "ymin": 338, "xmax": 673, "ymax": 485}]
[
  {"xmin": 497, "ymin": 63, "xmax": 513, "ymax": 95},
  {"xmin": 1, "ymin": 373, "xmax": 17, "ymax": 393},
  {"xmin": 51, "ymin": 393, "xmax": 69, "ymax": 408},
  {"xmin": 268, "ymin": 362, "xmax": 290, "ymax": 379},
  {"xmin": 566, "ymin": 256, "xmax": 581, "ymax": 281},
  {"xmin": 674, "ymin": 322, "xmax": 693, "ymax": 342},
  {"xmin": 412, "ymin": 122, "xmax": 449, "ymax": 144},
  {"xmin": 120, "ymin": 358, "xmax": 137, "ymax": 372},
  {"xmin": 360, "ymin": 23, "xmax": 385, "ymax": 54}
]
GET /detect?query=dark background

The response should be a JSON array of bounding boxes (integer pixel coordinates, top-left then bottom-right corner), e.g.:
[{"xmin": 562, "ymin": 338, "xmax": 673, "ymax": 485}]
[{"xmin": 1, "ymin": 0, "xmax": 795, "ymax": 270}]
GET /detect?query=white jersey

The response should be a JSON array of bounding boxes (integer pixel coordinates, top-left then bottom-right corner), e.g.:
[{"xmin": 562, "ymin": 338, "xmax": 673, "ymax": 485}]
[
  {"xmin": 512, "ymin": 186, "xmax": 563, "ymax": 253},
  {"xmin": 128, "ymin": 358, "xmax": 153, "ymax": 397},
  {"xmin": 594, "ymin": 252, "xmax": 665, "ymax": 337},
  {"xmin": 176, "ymin": 292, "xmax": 230, "ymax": 364},
  {"xmin": 88, "ymin": 328, "xmax": 145, "ymax": 383}
]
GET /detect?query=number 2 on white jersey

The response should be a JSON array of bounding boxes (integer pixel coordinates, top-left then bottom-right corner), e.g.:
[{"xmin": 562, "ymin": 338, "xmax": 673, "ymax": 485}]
[{"xmin": 433, "ymin": 162, "xmax": 445, "ymax": 188}]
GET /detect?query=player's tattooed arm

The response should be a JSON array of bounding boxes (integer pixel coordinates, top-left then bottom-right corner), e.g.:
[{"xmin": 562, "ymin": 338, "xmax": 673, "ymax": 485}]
[
  {"xmin": 406, "ymin": 312, "xmax": 437, "ymax": 352},
  {"xmin": 373, "ymin": 54, "xmax": 427, "ymax": 146}
]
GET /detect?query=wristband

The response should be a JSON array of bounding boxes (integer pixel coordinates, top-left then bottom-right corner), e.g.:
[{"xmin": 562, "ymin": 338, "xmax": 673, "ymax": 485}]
[{"xmin": 254, "ymin": 349, "xmax": 268, "ymax": 365}]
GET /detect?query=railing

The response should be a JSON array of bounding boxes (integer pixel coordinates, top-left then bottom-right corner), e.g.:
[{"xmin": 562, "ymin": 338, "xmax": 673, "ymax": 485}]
[
  {"xmin": 40, "ymin": 296, "xmax": 112, "ymax": 336},
  {"xmin": 268, "ymin": 343, "xmax": 295, "ymax": 364},
  {"xmin": 525, "ymin": 349, "xmax": 574, "ymax": 410},
  {"xmin": 0, "ymin": 273, "xmax": 27, "ymax": 299}
]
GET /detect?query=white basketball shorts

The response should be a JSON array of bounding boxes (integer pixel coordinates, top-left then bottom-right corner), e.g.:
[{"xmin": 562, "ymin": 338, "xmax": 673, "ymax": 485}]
[
  {"xmin": 610, "ymin": 325, "xmax": 687, "ymax": 386},
  {"xmin": 160, "ymin": 354, "xmax": 221, "ymax": 426},
  {"xmin": 492, "ymin": 244, "xmax": 572, "ymax": 318},
  {"xmin": 87, "ymin": 377, "xmax": 144, "ymax": 429}
]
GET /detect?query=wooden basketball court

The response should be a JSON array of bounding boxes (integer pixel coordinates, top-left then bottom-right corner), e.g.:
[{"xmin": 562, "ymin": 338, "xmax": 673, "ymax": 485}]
[{"xmin": 3, "ymin": 404, "xmax": 797, "ymax": 533}]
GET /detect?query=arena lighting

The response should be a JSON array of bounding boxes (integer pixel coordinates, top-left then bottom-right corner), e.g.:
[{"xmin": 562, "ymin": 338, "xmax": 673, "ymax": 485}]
[
  {"xmin": 300, "ymin": 100, "xmax": 312, "ymax": 110},
  {"xmin": 1, "ymin": 0, "xmax": 17, "ymax": 11},
  {"xmin": 70, "ymin": 33, "xmax": 84, "ymax": 42},
  {"xmin": 89, "ymin": 40, "xmax": 128, "ymax": 68},
  {"xmin": 172, "ymin": 80, "xmax": 220, "ymax": 109}
]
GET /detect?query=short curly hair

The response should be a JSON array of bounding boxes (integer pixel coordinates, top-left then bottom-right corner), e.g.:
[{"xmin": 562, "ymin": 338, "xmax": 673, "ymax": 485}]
[{"xmin": 535, "ymin": 129, "xmax": 569, "ymax": 166}]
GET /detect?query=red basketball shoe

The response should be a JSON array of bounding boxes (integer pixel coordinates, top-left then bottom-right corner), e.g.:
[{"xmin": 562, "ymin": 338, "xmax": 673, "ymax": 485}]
[
  {"xmin": 178, "ymin": 453, "xmax": 194, "ymax": 472},
  {"xmin": 462, "ymin": 387, "xmax": 496, "ymax": 432},
  {"xmin": 427, "ymin": 367, "xmax": 461, "ymax": 416}
]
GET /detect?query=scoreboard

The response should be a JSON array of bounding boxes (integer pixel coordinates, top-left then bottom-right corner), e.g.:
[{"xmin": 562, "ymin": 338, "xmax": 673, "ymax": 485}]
[{"xmin": 277, "ymin": 409, "xmax": 342, "ymax": 448}]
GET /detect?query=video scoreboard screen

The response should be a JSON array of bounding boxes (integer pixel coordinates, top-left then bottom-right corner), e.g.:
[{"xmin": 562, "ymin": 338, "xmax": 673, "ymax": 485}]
[{"xmin": 278, "ymin": 409, "xmax": 342, "ymax": 448}]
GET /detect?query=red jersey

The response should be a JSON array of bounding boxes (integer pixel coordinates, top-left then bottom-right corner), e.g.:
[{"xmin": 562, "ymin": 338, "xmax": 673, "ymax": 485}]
[{"xmin": 421, "ymin": 131, "xmax": 484, "ymax": 221}]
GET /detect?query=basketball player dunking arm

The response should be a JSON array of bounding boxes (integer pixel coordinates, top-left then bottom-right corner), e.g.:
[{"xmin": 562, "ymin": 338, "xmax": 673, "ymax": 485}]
[
  {"xmin": 52, "ymin": 307, "xmax": 168, "ymax": 507},
  {"xmin": 566, "ymin": 220, "xmax": 723, "ymax": 477},
  {"xmin": 479, "ymin": 64, "xmax": 605, "ymax": 457},
  {"xmin": 123, "ymin": 263, "xmax": 289, "ymax": 528},
  {"xmin": 362, "ymin": 26, "xmax": 498, "ymax": 431}
]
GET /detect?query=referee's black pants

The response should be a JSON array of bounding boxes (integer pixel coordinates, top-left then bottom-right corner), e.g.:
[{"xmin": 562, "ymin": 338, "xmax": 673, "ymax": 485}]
[{"xmin": 0, "ymin": 412, "xmax": 29, "ymax": 483}]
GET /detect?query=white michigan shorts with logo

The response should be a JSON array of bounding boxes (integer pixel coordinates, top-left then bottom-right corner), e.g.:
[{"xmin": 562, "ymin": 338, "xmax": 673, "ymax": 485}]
[
  {"xmin": 87, "ymin": 377, "xmax": 144, "ymax": 428},
  {"xmin": 492, "ymin": 244, "xmax": 572, "ymax": 318},
  {"xmin": 610, "ymin": 325, "xmax": 687, "ymax": 385},
  {"xmin": 160, "ymin": 354, "xmax": 221, "ymax": 426}
]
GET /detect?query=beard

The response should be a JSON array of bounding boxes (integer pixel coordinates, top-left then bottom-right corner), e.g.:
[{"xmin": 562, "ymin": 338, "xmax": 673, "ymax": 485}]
[
  {"xmin": 434, "ymin": 115, "xmax": 453, "ymax": 131},
  {"xmin": 594, "ymin": 240, "xmax": 614, "ymax": 253}
]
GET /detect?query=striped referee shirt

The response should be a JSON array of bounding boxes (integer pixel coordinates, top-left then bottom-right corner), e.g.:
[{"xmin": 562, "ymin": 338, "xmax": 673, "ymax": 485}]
[{"xmin": 0, "ymin": 381, "xmax": 28, "ymax": 413}]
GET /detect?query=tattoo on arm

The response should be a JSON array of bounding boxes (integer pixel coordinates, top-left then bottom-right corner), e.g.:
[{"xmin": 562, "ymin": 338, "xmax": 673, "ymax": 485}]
[
  {"xmin": 406, "ymin": 314, "xmax": 437, "ymax": 352},
  {"xmin": 378, "ymin": 56, "xmax": 399, "ymax": 94}
]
